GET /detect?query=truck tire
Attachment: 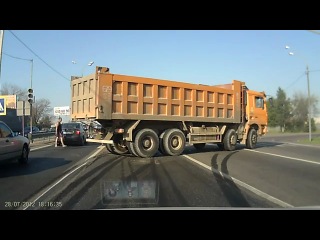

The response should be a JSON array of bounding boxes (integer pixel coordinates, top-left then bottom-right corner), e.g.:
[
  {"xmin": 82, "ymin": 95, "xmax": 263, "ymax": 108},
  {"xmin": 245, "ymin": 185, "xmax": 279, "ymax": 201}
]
[
  {"xmin": 126, "ymin": 142, "xmax": 139, "ymax": 157},
  {"xmin": 133, "ymin": 129, "xmax": 159, "ymax": 158},
  {"xmin": 246, "ymin": 128, "xmax": 257, "ymax": 149},
  {"xmin": 223, "ymin": 129, "xmax": 237, "ymax": 151},
  {"xmin": 162, "ymin": 128, "xmax": 186, "ymax": 156},
  {"xmin": 193, "ymin": 143, "xmax": 206, "ymax": 151},
  {"xmin": 158, "ymin": 131, "xmax": 166, "ymax": 155},
  {"xmin": 112, "ymin": 142, "xmax": 129, "ymax": 154},
  {"xmin": 106, "ymin": 144, "xmax": 116, "ymax": 154},
  {"xmin": 112, "ymin": 135, "xmax": 129, "ymax": 154}
]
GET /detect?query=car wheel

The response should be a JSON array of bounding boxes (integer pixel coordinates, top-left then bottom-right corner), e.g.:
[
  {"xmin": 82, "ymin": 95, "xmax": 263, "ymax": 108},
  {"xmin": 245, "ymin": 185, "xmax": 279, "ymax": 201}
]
[{"xmin": 19, "ymin": 145, "xmax": 29, "ymax": 164}]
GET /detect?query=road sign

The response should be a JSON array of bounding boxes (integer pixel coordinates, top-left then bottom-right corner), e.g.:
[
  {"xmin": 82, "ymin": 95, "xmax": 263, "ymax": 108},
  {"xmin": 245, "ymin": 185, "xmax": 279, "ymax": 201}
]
[
  {"xmin": 54, "ymin": 106, "xmax": 70, "ymax": 116},
  {"xmin": 16, "ymin": 101, "xmax": 31, "ymax": 116},
  {"xmin": 0, "ymin": 97, "xmax": 6, "ymax": 115}
]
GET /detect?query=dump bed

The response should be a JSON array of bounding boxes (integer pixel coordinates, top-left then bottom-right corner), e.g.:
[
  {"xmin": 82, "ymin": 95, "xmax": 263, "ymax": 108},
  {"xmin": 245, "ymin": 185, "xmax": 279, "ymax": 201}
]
[{"xmin": 71, "ymin": 67, "xmax": 244, "ymax": 123}]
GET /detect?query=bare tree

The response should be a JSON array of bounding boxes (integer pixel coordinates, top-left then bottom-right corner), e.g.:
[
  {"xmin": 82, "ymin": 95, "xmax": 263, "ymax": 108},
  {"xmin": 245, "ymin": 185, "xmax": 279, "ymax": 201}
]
[
  {"xmin": 0, "ymin": 82, "xmax": 26, "ymax": 101},
  {"xmin": 291, "ymin": 92, "xmax": 318, "ymax": 120},
  {"xmin": 38, "ymin": 115, "xmax": 55, "ymax": 129},
  {"xmin": 286, "ymin": 92, "xmax": 319, "ymax": 132},
  {"xmin": 32, "ymin": 98, "xmax": 53, "ymax": 126}
]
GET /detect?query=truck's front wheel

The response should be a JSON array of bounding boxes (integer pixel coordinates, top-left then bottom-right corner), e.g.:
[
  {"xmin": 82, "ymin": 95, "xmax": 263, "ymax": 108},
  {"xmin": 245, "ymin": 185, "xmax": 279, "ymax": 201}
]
[
  {"xmin": 246, "ymin": 128, "xmax": 257, "ymax": 149},
  {"xmin": 223, "ymin": 129, "xmax": 237, "ymax": 151},
  {"xmin": 134, "ymin": 129, "xmax": 159, "ymax": 158}
]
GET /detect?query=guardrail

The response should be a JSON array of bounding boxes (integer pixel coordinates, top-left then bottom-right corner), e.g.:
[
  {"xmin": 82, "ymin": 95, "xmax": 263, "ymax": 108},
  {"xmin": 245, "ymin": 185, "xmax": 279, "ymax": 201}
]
[{"xmin": 25, "ymin": 132, "xmax": 56, "ymax": 143}]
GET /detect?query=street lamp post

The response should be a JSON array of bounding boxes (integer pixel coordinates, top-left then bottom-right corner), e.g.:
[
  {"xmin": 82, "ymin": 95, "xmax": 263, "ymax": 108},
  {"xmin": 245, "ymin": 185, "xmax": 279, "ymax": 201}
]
[
  {"xmin": 285, "ymin": 46, "xmax": 312, "ymax": 142},
  {"xmin": 72, "ymin": 60, "xmax": 94, "ymax": 77}
]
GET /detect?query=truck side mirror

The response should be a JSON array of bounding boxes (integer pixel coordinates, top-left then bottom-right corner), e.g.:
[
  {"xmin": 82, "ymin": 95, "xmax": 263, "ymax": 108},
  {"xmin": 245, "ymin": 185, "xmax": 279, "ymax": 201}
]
[{"xmin": 268, "ymin": 97, "xmax": 273, "ymax": 107}]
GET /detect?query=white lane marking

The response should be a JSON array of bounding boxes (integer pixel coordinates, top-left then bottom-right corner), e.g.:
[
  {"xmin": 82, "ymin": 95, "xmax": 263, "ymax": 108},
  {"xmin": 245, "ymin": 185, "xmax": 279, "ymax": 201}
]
[
  {"xmin": 182, "ymin": 154, "xmax": 293, "ymax": 208},
  {"xmin": 85, "ymin": 145, "xmax": 105, "ymax": 160},
  {"xmin": 23, "ymin": 146, "xmax": 105, "ymax": 210},
  {"xmin": 30, "ymin": 144, "xmax": 53, "ymax": 151},
  {"xmin": 244, "ymin": 149, "xmax": 320, "ymax": 165},
  {"xmin": 282, "ymin": 142, "xmax": 320, "ymax": 148}
]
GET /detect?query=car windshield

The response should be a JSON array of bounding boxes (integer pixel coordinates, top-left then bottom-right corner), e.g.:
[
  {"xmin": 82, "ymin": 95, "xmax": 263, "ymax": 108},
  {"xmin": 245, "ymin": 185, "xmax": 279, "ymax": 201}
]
[{"xmin": 1, "ymin": 30, "xmax": 320, "ymax": 211}]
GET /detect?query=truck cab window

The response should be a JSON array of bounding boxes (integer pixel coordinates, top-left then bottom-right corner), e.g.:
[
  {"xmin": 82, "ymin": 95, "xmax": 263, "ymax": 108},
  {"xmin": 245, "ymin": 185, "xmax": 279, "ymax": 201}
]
[{"xmin": 255, "ymin": 97, "xmax": 264, "ymax": 109}]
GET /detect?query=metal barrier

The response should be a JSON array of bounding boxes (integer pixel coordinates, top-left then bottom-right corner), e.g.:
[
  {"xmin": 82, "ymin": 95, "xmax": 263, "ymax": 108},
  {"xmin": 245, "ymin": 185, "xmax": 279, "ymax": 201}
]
[{"xmin": 26, "ymin": 132, "xmax": 56, "ymax": 143}]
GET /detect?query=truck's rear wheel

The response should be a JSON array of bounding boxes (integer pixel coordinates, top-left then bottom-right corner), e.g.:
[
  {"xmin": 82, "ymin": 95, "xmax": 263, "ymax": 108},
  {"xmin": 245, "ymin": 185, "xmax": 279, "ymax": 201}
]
[
  {"xmin": 162, "ymin": 128, "xmax": 185, "ymax": 156},
  {"xmin": 193, "ymin": 143, "xmax": 206, "ymax": 151},
  {"xmin": 158, "ymin": 131, "xmax": 166, "ymax": 155},
  {"xmin": 126, "ymin": 142, "xmax": 139, "ymax": 157},
  {"xmin": 113, "ymin": 142, "xmax": 129, "ymax": 154},
  {"xmin": 223, "ymin": 129, "xmax": 237, "ymax": 151},
  {"xmin": 106, "ymin": 144, "xmax": 116, "ymax": 154},
  {"xmin": 133, "ymin": 129, "xmax": 159, "ymax": 158},
  {"xmin": 246, "ymin": 128, "xmax": 257, "ymax": 149},
  {"xmin": 112, "ymin": 135, "xmax": 129, "ymax": 154}
]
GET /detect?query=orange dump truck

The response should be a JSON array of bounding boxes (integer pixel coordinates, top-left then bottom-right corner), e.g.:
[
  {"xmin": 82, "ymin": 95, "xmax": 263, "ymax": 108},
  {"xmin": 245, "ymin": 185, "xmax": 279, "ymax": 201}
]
[{"xmin": 71, "ymin": 66, "xmax": 268, "ymax": 158}]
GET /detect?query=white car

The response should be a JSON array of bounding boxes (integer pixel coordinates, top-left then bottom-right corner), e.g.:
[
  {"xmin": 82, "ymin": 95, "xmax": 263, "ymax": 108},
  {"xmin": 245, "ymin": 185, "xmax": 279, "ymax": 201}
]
[{"xmin": 0, "ymin": 121, "xmax": 30, "ymax": 164}]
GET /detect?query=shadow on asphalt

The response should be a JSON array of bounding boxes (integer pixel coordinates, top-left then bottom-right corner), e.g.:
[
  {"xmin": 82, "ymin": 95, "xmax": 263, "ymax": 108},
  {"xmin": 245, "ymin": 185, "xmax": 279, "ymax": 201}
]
[
  {"xmin": 182, "ymin": 141, "xmax": 284, "ymax": 155},
  {"xmin": 0, "ymin": 158, "xmax": 71, "ymax": 178},
  {"xmin": 104, "ymin": 141, "xmax": 284, "ymax": 159}
]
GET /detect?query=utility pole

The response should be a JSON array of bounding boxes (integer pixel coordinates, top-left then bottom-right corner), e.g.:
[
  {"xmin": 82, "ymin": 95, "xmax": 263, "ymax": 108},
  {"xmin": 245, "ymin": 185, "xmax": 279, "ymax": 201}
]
[
  {"xmin": 0, "ymin": 30, "xmax": 4, "ymax": 86},
  {"xmin": 285, "ymin": 46, "xmax": 312, "ymax": 142},
  {"xmin": 306, "ymin": 65, "xmax": 312, "ymax": 141}
]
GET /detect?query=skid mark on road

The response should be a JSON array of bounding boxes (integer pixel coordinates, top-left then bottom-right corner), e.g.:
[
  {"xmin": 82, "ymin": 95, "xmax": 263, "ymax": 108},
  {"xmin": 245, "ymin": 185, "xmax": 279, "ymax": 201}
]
[{"xmin": 182, "ymin": 154, "xmax": 293, "ymax": 208}]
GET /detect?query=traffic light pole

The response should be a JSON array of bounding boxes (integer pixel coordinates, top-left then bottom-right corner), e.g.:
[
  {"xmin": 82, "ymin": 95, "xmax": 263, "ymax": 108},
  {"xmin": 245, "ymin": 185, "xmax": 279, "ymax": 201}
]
[{"xmin": 28, "ymin": 59, "xmax": 33, "ymax": 142}]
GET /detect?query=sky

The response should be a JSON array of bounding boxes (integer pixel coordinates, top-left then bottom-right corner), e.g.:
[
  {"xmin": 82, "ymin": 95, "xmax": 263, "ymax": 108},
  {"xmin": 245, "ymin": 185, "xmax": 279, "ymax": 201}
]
[{"xmin": 1, "ymin": 30, "xmax": 320, "ymax": 121}]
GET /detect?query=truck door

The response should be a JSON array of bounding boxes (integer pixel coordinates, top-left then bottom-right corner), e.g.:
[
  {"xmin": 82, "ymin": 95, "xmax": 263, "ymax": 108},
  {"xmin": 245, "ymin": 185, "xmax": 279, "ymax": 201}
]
[{"xmin": 247, "ymin": 91, "xmax": 267, "ymax": 126}]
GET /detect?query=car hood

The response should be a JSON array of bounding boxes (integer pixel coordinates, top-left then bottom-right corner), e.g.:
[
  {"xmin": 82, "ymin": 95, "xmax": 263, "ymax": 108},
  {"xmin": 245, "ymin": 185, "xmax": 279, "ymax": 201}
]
[{"xmin": 14, "ymin": 135, "xmax": 30, "ymax": 144}]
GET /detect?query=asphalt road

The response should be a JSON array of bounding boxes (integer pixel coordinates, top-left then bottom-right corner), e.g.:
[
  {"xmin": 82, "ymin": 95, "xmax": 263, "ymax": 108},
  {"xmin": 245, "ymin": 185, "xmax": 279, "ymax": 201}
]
[
  {"xmin": 0, "ymin": 142, "xmax": 101, "ymax": 210},
  {"xmin": 2, "ymin": 133, "xmax": 320, "ymax": 210}
]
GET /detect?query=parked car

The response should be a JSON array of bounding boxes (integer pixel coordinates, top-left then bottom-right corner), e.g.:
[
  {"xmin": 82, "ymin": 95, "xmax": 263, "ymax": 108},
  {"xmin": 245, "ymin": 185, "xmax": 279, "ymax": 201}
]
[
  {"xmin": 0, "ymin": 121, "xmax": 30, "ymax": 164},
  {"xmin": 59, "ymin": 122, "xmax": 87, "ymax": 146},
  {"xmin": 87, "ymin": 121, "xmax": 103, "ymax": 139},
  {"xmin": 24, "ymin": 126, "xmax": 40, "ymax": 137}
]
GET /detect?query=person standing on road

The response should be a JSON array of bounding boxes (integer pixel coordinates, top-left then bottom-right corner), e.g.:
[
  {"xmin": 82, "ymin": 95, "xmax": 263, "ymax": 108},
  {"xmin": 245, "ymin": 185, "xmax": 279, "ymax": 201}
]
[{"xmin": 55, "ymin": 117, "xmax": 67, "ymax": 147}]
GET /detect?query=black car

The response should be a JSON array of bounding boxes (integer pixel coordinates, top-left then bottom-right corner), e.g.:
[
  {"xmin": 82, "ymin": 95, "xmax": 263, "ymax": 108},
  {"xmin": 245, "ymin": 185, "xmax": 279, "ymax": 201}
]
[
  {"xmin": 60, "ymin": 122, "xmax": 87, "ymax": 146},
  {"xmin": 23, "ymin": 126, "xmax": 40, "ymax": 137}
]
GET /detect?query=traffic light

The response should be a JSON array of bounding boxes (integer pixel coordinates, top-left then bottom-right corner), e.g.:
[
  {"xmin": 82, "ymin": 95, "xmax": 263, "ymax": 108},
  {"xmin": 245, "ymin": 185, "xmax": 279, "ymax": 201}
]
[{"xmin": 28, "ymin": 88, "xmax": 33, "ymax": 104}]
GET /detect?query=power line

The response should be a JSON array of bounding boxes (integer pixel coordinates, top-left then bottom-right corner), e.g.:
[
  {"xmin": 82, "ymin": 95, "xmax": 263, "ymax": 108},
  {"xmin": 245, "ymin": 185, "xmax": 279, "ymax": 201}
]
[
  {"xmin": 3, "ymin": 51, "xmax": 32, "ymax": 61},
  {"xmin": 285, "ymin": 72, "xmax": 305, "ymax": 90},
  {"xmin": 8, "ymin": 30, "xmax": 69, "ymax": 81}
]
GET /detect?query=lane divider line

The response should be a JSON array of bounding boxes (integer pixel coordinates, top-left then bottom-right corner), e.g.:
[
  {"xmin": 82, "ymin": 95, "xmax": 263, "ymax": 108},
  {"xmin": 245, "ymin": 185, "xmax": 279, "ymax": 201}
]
[
  {"xmin": 182, "ymin": 154, "xmax": 293, "ymax": 208},
  {"xmin": 244, "ymin": 149, "xmax": 320, "ymax": 165},
  {"xmin": 23, "ymin": 146, "xmax": 105, "ymax": 210}
]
